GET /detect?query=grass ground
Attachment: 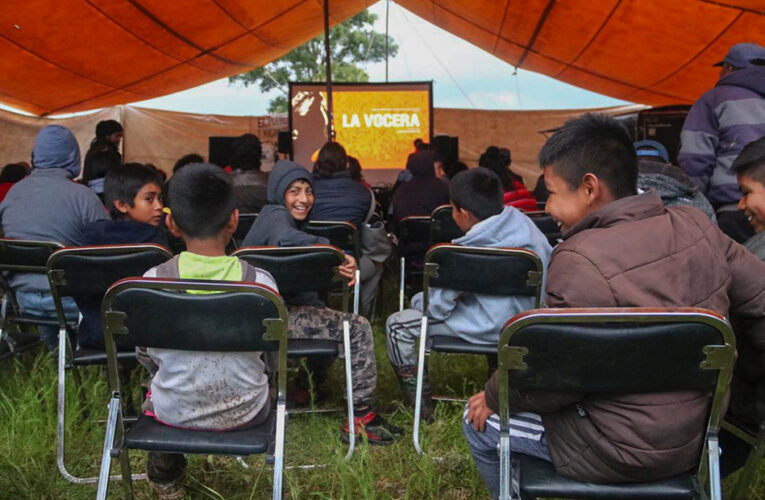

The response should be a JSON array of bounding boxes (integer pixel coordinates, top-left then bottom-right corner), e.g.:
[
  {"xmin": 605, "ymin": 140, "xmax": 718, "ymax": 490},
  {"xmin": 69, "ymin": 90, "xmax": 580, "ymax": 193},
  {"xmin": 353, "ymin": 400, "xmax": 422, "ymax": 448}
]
[{"xmin": 1, "ymin": 275, "xmax": 764, "ymax": 499}]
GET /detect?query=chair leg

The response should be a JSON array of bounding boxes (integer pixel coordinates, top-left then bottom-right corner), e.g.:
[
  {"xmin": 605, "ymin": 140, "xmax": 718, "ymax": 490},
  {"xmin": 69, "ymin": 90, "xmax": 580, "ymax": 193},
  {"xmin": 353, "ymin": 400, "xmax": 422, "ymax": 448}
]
[
  {"xmin": 272, "ymin": 399, "xmax": 287, "ymax": 500},
  {"xmin": 499, "ymin": 430, "xmax": 511, "ymax": 500},
  {"xmin": 399, "ymin": 257, "xmax": 405, "ymax": 312},
  {"xmin": 708, "ymin": 434, "xmax": 722, "ymax": 500},
  {"xmin": 730, "ymin": 425, "xmax": 765, "ymax": 500},
  {"xmin": 342, "ymin": 317, "xmax": 355, "ymax": 459},
  {"xmin": 353, "ymin": 270, "xmax": 360, "ymax": 316},
  {"xmin": 96, "ymin": 396, "xmax": 121, "ymax": 500},
  {"xmin": 413, "ymin": 316, "xmax": 428, "ymax": 454}
]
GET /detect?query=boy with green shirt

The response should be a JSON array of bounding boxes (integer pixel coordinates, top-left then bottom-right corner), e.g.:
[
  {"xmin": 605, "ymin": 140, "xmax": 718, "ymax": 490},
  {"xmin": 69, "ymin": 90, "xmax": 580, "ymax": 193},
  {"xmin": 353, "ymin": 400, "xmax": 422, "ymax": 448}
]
[{"xmin": 139, "ymin": 163, "xmax": 277, "ymax": 497}]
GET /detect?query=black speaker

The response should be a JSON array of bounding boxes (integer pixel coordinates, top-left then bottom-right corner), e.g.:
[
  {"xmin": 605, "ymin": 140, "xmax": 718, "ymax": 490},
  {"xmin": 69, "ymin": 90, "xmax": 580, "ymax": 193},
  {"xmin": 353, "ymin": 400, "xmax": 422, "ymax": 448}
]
[
  {"xmin": 277, "ymin": 131, "xmax": 292, "ymax": 155},
  {"xmin": 636, "ymin": 105, "xmax": 691, "ymax": 165},
  {"xmin": 208, "ymin": 136, "xmax": 237, "ymax": 168},
  {"xmin": 432, "ymin": 135, "xmax": 459, "ymax": 165}
]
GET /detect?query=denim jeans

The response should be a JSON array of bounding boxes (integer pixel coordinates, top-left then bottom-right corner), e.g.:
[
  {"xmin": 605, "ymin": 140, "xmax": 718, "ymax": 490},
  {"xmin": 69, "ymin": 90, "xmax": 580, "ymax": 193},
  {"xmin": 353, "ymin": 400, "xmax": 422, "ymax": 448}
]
[
  {"xmin": 463, "ymin": 411, "xmax": 552, "ymax": 500},
  {"xmin": 15, "ymin": 291, "xmax": 78, "ymax": 351}
]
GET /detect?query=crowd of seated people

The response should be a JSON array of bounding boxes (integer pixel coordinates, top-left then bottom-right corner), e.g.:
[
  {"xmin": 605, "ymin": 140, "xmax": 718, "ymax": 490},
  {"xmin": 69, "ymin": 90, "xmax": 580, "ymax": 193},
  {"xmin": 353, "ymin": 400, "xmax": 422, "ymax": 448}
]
[{"xmin": 3, "ymin": 109, "xmax": 765, "ymax": 499}]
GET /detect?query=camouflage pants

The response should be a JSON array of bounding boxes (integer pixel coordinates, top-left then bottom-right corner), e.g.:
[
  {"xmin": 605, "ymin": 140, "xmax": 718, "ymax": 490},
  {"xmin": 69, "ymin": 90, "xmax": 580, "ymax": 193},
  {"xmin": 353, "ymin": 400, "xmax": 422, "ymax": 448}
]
[{"xmin": 287, "ymin": 305, "xmax": 376, "ymax": 407}]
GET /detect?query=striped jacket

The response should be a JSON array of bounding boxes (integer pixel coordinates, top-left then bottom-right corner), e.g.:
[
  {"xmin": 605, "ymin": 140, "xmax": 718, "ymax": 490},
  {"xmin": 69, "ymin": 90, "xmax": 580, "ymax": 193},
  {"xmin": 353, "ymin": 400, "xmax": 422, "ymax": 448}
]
[{"xmin": 678, "ymin": 66, "xmax": 765, "ymax": 206}]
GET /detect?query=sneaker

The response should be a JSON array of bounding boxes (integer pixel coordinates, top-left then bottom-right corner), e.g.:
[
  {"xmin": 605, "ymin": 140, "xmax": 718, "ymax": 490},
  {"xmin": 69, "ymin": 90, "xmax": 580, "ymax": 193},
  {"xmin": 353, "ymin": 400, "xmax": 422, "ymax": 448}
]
[{"xmin": 341, "ymin": 411, "xmax": 404, "ymax": 445}]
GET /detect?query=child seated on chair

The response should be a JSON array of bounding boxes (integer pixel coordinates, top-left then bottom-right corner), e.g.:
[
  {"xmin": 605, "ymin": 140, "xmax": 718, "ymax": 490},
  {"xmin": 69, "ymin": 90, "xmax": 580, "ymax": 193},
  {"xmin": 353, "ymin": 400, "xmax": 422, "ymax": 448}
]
[
  {"xmin": 464, "ymin": 114, "xmax": 765, "ymax": 499},
  {"xmin": 76, "ymin": 164, "xmax": 169, "ymax": 349},
  {"xmin": 385, "ymin": 167, "xmax": 552, "ymax": 421},
  {"xmin": 138, "ymin": 163, "xmax": 277, "ymax": 496},
  {"xmin": 242, "ymin": 160, "xmax": 402, "ymax": 445}
]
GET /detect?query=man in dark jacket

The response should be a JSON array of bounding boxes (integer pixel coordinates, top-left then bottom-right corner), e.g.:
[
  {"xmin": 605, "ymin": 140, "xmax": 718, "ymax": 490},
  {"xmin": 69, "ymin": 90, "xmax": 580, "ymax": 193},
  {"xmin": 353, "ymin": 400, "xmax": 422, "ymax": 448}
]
[
  {"xmin": 464, "ymin": 114, "xmax": 765, "ymax": 498},
  {"xmin": 679, "ymin": 42, "xmax": 765, "ymax": 242},
  {"xmin": 391, "ymin": 150, "xmax": 449, "ymax": 224},
  {"xmin": 229, "ymin": 133, "xmax": 268, "ymax": 213}
]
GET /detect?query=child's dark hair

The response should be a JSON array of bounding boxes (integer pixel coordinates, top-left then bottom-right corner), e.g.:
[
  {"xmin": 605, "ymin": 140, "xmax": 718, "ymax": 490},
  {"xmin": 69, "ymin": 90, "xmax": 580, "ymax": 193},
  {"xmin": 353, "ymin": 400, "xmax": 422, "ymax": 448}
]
[
  {"xmin": 478, "ymin": 150, "xmax": 513, "ymax": 191},
  {"xmin": 230, "ymin": 134, "xmax": 262, "ymax": 171},
  {"xmin": 449, "ymin": 167, "xmax": 503, "ymax": 221},
  {"xmin": 83, "ymin": 150, "xmax": 120, "ymax": 185},
  {"xmin": 0, "ymin": 163, "xmax": 28, "ymax": 183},
  {"xmin": 168, "ymin": 163, "xmax": 236, "ymax": 239},
  {"xmin": 733, "ymin": 137, "xmax": 765, "ymax": 186},
  {"xmin": 173, "ymin": 153, "xmax": 204, "ymax": 173},
  {"xmin": 105, "ymin": 163, "xmax": 164, "ymax": 219},
  {"xmin": 314, "ymin": 142, "xmax": 348, "ymax": 178},
  {"xmin": 539, "ymin": 114, "xmax": 637, "ymax": 199}
]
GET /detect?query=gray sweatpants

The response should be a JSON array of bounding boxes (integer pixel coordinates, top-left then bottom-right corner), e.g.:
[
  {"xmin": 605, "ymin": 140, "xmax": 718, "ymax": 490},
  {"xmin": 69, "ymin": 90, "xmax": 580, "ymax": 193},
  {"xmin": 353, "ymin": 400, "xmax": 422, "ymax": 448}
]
[{"xmin": 385, "ymin": 308, "xmax": 459, "ymax": 367}]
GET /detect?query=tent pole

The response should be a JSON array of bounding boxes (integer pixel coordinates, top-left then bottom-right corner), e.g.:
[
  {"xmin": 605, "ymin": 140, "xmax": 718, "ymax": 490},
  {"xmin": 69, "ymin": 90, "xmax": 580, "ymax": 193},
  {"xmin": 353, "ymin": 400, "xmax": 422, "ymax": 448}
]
[
  {"xmin": 385, "ymin": 0, "xmax": 390, "ymax": 82},
  {"xmin": 323, "ymin": 0, "xmax": 334, "ymax": 141}
]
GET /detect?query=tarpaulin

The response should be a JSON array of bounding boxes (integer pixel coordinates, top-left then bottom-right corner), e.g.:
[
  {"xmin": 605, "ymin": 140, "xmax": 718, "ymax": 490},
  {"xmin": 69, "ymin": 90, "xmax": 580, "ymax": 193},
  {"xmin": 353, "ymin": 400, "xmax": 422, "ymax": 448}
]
[{"xmin": 0, "ymin": 1, "xmax": 763, "ymax": 116}]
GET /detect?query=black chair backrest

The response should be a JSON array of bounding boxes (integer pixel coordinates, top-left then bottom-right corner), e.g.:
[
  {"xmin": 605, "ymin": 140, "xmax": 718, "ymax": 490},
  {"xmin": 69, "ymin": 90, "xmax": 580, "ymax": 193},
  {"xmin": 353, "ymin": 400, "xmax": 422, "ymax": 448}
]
[
  {"xmin": 500, "ymin": 308, "xmax": 735, "ymax": 394},
  {"xmin": 103, "ymin": 278, "xmax": 287, "ymax": 352},
  {"xmin": 0, "ymin": 238, "xmax": 63, "ymax": 273},
  {"xmin": 233, "ymin": 213, "xmax": 259, "ymax": 244},
  {"xmin": 397, "ymin": 216, "xmax": 430, "ymax": 245},
  {"xmin": 47, "ymin": 244, "xmax": 172, "ymax": 297},
  {"xmin": 304, "ymin": 221, "xmax": 359, "ymax": 257},
  {"xmin": 429, "ymin": 205, "xmax": 464, "ymax": 245},
  {"xmin": 424, "ymin": 244, "xmax": 543, "ymax": 300},
  {"xmin": 525, "ymin": 211, "xmax": 561, "ymax": 245},
  {"xmin": 232, "ymin": 245, "xmax": 346, "ymax": 295}
]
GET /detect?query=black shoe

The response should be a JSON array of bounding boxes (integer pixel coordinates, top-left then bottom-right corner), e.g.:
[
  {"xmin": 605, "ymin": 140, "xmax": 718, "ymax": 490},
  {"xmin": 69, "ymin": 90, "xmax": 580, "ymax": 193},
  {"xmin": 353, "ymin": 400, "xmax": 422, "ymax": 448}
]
[{"xmin": 341, "ymin": 411, "xmax": 403, "ymax": 445}]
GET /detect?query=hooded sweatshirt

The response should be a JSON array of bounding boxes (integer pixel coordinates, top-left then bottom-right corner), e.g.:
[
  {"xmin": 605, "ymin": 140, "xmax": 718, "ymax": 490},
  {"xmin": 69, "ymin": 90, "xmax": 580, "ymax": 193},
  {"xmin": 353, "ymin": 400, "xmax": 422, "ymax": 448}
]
[
  {"xmin": 679, "ymin": 65, "xmax": 765, "ymax": 206},
  {"xmin": 637, "ymin": 159, "xmax": 716, "ymax": 221},
  {"xmin": 410, "ymin": 206, "xmax": 552, "ymax": 343},
  {"xmin": 242, "ymin": 160, "xmax": 328, "ymax": 306},
  {"xmin": 391, "ymin": 151, "xmax": 449, "ymax": 223},
  {"xmin": 0, "ymin": 125, "xmax": 108, "ymax": 292}
]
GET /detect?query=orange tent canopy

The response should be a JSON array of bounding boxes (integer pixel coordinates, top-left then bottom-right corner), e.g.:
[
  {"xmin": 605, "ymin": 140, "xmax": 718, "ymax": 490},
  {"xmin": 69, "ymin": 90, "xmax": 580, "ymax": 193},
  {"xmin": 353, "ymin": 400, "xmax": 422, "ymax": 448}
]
[{"xmin": 1, "ymin": 0, "xmax": 764, "ymax": 116}]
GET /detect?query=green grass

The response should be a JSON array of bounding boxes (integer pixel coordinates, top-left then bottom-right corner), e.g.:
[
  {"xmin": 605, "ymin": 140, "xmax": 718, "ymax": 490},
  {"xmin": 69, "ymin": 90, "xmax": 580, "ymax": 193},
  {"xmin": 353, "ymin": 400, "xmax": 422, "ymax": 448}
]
[{"xmin": 2, "ymin": 279, "xmax": 765, "ymax": 498}]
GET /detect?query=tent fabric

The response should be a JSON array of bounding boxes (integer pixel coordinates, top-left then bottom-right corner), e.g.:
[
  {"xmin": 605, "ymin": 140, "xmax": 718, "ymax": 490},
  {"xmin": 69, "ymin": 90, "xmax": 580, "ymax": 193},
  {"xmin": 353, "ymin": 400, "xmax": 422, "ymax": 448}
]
[
  {"xmin": 0, "ymin": 1, "xmax": 763, "ymax": 116},
  {"xmin": 0, "ymin": 103, "xmax": 643, "ymax": 186}
]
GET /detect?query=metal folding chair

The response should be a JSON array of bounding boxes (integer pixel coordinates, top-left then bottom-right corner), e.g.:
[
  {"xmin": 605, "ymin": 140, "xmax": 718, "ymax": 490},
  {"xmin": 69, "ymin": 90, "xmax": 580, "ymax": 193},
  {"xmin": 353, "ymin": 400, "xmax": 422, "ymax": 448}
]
[
  {"xmin": 0, "ymin": 238, "xmax": 65, "ymax": 359},
  {"xmin": 231, "ymin": 212, "xmax": 259, "ymax": 248},
  {"xmin": 96, "ymin": 277, "xmax": 289, "ymax": 500},
  {"xmin": 524, "ymin": 211, "xmax": 561, "ymax": 246},
  {"xmin": 232, "ymin": 244, "xmax": 357, "ymax": 459},
  {"xmin": 413, "ymin": 243, "xmax": 544, "ymax": 454},
  {"xmin": 395, "ymin": 215, "xmax": 431, "ymax": 311},
  {"xmin": 429, "ymin": 204, "xmax": 464, "ymax": 246},
  {"xmin": 497, "ymin": 308, "xmax": 736, "ymax": 500},
  {"xmin": 47, "ymin": 243, "xmax": 172, "ymax": 484},
  {"xmin": 304, "ymin": 220, "xmax": 361, "ymax": 314}
]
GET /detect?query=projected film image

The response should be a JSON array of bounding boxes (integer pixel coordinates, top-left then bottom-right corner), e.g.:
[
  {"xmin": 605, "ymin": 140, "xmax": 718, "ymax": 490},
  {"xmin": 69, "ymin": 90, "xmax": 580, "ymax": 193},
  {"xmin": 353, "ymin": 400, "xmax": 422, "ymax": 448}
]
[{"xmin": 290, "ymin": 82, "xmax": 432, "ymax": 170}]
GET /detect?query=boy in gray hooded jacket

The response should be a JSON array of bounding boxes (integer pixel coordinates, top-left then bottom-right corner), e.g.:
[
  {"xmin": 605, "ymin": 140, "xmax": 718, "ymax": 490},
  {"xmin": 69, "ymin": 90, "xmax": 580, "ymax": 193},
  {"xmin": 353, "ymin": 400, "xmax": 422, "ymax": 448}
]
[{"xmin": 386, "ymin": 167, "xmax": 552, "ymax": 420}]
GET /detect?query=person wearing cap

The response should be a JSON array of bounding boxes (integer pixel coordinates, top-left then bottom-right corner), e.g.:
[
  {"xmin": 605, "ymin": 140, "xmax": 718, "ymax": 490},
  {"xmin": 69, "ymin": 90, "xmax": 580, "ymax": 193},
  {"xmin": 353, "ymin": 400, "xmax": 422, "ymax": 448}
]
[
  {"xmin": 635, "ymin": 139, "xmax": 716, "ymax": 220},
  {"xmin": 678, "ymin": 42, "xmax": 765, "ymax": 242},
  {"xmin": 0, "ymin": 125, "xmax": 108, "ymax": 351},
  {"xmin": 85, "ymin": 119, "xmax": 123, "ymax": 164}
]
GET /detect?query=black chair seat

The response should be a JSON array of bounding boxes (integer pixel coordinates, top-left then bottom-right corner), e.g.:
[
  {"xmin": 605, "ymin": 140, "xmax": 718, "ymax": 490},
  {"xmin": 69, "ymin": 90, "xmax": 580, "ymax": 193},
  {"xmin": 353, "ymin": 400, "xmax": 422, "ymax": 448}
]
[
  {"xmin": 124, "ymin": 412, "xmax": 275, "ymax": 455},
  {"xmin": 430, "ymin": 335, "xmax": 495, "ymax": 355},
  {"xmin": 287, "ymin": 339, "xmax": 338, "ymax": 358},
  {"xmin": 517, "ymin": 455, "xmax": 697, "ymax": 499},
  {"xmin": 71, "ymin": 347, "xmax": 137, "ymax": 366}
]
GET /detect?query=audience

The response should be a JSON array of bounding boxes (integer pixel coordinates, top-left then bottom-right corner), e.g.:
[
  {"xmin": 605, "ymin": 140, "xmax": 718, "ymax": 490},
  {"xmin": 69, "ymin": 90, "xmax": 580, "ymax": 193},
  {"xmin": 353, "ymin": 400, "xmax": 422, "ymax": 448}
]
[
  {"xmin": 386, "ymin": 167, "xmax": 551, "ymax": 420},
  {"xmin": 0, "ymin": 125, "xmax": 107, "ymax": 350},
  {"xmin": 733, "ymin": 136, "xmax": 765, "ymax": 261},
  {"xmin": 0, "ymin": 163, "xmax": 29, "ymax": 204},
  {"xmin": 229, "ymin": 133, "xmax": 268, "ymax": 212},
  {"xmin": 85, "ymin": 119, "xmax": 123, "ymax": 164},
  {"xmin": 464, "ymin": 114, "xmax": 765, "ymax": 498},
  {"xmin": 479, "ymin": 146, "xmax": 537, "ymax": 211},
  {"xmin": 172, "ymin": 153, "xmax": 204, "ymax": 174},
  {"xmin": 137, "ymin": 163, "xmax": 276, "ymax": 497},
  {"xmin": 311, "ymin": 142, "xmax": 382, "ymax": 315},
  {"xmin": 242, "ymin": 160, "xmax": 402, "ymax": 444},
  {"xmin": 81, "ymin": 149, "xmax": 121, "ymax": 203}
]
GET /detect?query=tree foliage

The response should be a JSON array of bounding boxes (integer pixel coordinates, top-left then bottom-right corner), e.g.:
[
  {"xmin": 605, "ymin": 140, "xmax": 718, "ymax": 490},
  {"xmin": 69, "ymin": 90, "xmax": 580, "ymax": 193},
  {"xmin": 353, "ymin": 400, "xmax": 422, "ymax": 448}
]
[{"xmin": 230, "ymin": 10, "xmax": 398, "ymax": 113}]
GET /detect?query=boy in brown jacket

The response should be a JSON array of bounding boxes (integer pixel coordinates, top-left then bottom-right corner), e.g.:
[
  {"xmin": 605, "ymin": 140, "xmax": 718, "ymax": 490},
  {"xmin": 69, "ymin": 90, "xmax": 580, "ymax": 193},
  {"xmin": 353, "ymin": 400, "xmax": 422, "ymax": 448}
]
[{"xmin": 464, "ymin": 114, "xmax": 765, "ymax": 498}]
